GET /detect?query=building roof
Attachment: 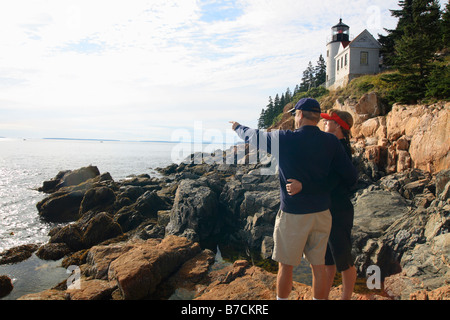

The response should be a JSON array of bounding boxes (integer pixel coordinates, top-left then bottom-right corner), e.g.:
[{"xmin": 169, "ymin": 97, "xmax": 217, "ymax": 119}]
[
  {"xmin": 341, "ymin": 41, "xmax": 351, "ymax": 49},
  {"xmin": 348, "ymin": 29, "xmax": 381, "ymax": 49}
]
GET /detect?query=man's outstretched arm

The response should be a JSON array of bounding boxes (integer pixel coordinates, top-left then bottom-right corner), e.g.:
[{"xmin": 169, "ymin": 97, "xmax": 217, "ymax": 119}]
[{"xmin": 229, "ymin": 121, "xmax": 275, "ymax": 154}]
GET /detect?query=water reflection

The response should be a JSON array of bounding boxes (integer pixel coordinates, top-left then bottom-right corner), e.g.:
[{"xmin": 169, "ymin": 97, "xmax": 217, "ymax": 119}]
[{"xmin": 0, "ymin": 254, "xmax": 68, "ymax": 300}]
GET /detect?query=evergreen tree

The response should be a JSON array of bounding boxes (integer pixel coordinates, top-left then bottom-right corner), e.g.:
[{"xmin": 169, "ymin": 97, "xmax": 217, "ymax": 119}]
[
  {"xmin": 314, "ymin": 54, "xmax": 327, "ymax": 85},
  {"xmin": 442, "ymin": 1, "xmax": 450, "ymax": 47},
  {"xmin": 299, "ymin": 64, "xmax": 310, "ymax": 92},
  {"xmin": 257, "ymin": 109, "xmax": 266, "ymax": 129},
  {"xmin": 273, "ymin": 94, "xmax": 280, "ymax": 114},
  {"xmin": 306, "ymin": 61, "xmax": 316, "ymax": 89},
  {"xmin": 378, "ymin": 0, "xmax": 414, "ymax": 68},
  {"xmin": 279, "ymin": 93, "xmax": 286, "ymax": 114},
  {"xmin": 285, "ymin": 87, "xmax": 292, "ymax": 102},
  {"xmin": 263, "ymin": 96, "xmax": 275, "ymax": 128},
  {"xmin": 426, "ymin": 64, "xmax": 450, "ymax": 100},
  {"xmin": 299, "ymin": 61, "xmax": 315, "ymax": 91},
  {"xmin": 395, "ymin": 0, "xmax": 441, "ymax": 75},
  {"xmin": 382, "ymin": 0, "xmax": 442, "ymax": 103}
]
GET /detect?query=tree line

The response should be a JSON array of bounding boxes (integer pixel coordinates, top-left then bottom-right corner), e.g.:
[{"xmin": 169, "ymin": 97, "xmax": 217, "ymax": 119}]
[{"xmin": 257, "ymin": 54, "xmax": 326, "ymax": 129}]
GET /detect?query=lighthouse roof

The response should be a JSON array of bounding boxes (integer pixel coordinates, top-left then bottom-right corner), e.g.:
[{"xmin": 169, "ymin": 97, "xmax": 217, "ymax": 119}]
[{"xmin": 332, "ymin": 18, "xmax": 349, "ymax": 29}]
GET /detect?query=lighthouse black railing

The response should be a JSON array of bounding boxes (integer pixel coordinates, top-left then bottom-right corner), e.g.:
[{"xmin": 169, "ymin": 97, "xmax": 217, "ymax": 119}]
[{"xmin": 326, "ymin": 34, "xmax": 354, "ymax": 44}]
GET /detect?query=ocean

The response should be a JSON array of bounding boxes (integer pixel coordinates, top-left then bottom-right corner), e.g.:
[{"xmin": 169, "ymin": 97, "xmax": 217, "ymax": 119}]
[
  {"xmin": 0, "ymin": 138, "xmax": 180, "ymax": 253},
  {"xmin": 0, "ymin": 138, "xmax": 181, "ymax": 299},
  {"xmin": 0, "ymin": 138, "xmax": 311, "ymax": 299}
]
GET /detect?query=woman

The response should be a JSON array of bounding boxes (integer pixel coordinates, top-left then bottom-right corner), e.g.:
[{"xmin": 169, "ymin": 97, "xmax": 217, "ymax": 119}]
[{"xmin": 286, "ymin": 109, "xmax": 356, "ymax": 300}]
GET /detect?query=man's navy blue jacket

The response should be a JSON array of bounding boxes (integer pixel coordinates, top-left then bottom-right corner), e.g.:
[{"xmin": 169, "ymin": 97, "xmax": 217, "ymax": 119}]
[{"xmin": 235, "ymin": 124, "xmax": 358, "ymax": 215}]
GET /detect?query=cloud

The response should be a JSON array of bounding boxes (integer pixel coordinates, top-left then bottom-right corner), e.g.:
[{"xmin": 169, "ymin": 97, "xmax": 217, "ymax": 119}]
[{"xmin": 0, "ymin": 0, "xmax": 401, "ymax": 140}]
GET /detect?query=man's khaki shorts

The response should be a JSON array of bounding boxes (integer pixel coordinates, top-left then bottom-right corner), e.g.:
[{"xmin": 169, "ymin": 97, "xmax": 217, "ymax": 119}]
[{"xmin": 272, "ymin": 209, "xmax": 332, "ymax": 266}]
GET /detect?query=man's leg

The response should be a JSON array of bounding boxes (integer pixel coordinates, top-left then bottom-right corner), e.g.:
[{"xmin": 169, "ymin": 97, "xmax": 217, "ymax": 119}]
[
  {"xmin": 325, "ymin": 264, "xmax": 337, "ymax": 298},
  {"xmin": 277, "ymin": 263, "xmax": 293, "ymax": 299},
  {"xmin": 307, "ymin": 210, "xmax": 332, "ymax": 300},
  {"xmin": 311, "ymin": 264, "xmax": 328, "ymax": 300}
]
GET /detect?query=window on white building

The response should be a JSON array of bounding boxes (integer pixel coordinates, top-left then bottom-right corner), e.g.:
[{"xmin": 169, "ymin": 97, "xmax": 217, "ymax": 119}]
[
  {"xmin": 345, "ymin": 53, "xmax": 348, "ymax": 66},
  {"xmin": 360, "ymin": 51, "xmax": 369, "ymax": 65}
]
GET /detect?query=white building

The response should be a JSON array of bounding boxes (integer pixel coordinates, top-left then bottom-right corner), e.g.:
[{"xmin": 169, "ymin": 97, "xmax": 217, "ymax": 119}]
[{"xmin": 326, "ymin": 19, "xmax": 381, "ymax": 90}]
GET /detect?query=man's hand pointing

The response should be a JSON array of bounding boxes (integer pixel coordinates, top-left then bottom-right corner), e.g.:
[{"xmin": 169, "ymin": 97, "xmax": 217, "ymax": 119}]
[{"xmin": 229, "ymin": 121, "xmax": 240, "ymax": 131}]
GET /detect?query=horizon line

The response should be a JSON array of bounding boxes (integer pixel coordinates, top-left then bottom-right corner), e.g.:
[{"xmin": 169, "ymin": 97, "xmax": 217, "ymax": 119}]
[{"xmin": 0, "ymin": 137, "xmax": 241, "ymax": 145}]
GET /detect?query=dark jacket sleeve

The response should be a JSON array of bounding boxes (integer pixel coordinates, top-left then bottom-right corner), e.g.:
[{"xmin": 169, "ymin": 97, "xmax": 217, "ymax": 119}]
[
  {"xmin": 234, "ymin": 124, "xmax": 277, "ymax": 155},
  {"xmin": 301, "ymin": 171, "xmax": 341, "ymax": 194}
]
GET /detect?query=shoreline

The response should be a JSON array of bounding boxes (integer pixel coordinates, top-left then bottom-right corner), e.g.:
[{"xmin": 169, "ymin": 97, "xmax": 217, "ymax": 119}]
[
  {"xmin": 0, "ymin": 149, "xmax": 448, "ymax": 299},
  {"xmin": 2, "ymin": 98, "xmax": 450, "ymax": 300}
]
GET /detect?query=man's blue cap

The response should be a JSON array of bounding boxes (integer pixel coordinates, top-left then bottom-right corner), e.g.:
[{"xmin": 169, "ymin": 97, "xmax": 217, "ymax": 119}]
[{"xmin": 287, "ymin": 98, "xmax": 321, "ymax": 113}]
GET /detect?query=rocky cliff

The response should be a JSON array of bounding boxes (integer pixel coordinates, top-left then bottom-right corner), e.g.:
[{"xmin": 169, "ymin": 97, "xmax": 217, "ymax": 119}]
[
  {"xmin": 273, "ymin": 93, "xmax": 449, "ymax": 176},
  {"xmin": 336, "ymin": 94, "xmax": 449, "ymax": 175}
]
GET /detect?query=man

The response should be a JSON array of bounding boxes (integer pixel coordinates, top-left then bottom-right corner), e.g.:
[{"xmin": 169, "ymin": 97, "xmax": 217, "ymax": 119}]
[{"xmin": 230, "ymin": 98, "xmax": 357, "ymax": 300}]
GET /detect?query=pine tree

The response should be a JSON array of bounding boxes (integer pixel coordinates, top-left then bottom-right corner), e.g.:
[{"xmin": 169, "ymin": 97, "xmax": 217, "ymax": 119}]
[
  {"xmin": 396, "ymin": 0, "xmax": 441, "ymax": 74},
  {"xmin": 426, "ymin": 64, "xmax": 450, "ymax": 100},
  {"xmin": 378, "ymin": 0, "xmax": 414, "ymax": 68},
  {"xmin": 279, "ymin": 93, "xmax": 286, "ymax": 114},
  {"xmin": 442, "ymin": 1, "xmax": 450, "ymax": 47},
  {"xmin": 258, "ymin": 109, "xmax": 266, "ymax": 129},
  {"xmin": 314, "ymin": 54, "xmax": 327, "ymax": 86},
  {"xmin": 299, "ymin": 65, "xmax": 309, "ymax": 92},
  {"xmin": 299, "ymin": 61, "xmax": 315, "ymax": 91},
  {"xmin": 306, "ymin": 61, "xmax": 315, "ymax": 89},
  {"xmin": 263, "ymin": 96, "xmax": 275, "ymax": 128},
  {"xmin": 273, "ymin": 94, "xmax": 280, "ymax": 113},
  {"xmin": 285, "ymin": 87, "xmax": 292, "ymax": 102},
  {"xmin": 382, "ymin": 0, "xmax": 442, "ymax": 103}
]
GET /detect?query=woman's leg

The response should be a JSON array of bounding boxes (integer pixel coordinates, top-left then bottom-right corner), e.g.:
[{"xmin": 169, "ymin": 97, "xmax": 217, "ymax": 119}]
[
  {"xmin": 311, "ymin": 264, "xmax": 329, "ymax": 300},
  {"xmin": 341, "ymin": 265, "xmax": 357, "ymax": 300}
]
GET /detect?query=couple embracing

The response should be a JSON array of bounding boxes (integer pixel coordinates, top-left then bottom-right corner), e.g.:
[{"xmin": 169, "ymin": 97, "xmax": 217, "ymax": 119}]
[{"xmin": 231, "ymin": 98, "xmax": 358, "ymax": 300}]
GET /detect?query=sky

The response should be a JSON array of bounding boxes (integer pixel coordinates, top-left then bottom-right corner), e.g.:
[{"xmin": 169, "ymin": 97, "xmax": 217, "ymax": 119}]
[{"xmin": 0, "ymin": 0, "xmax": 405, "ymax": 142}]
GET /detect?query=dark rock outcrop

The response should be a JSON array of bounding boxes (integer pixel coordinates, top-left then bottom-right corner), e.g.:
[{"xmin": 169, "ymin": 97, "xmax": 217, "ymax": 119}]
[
  {"xmin": 36, "ymin": 190, "xmax": 85, "ymax": 222},
  {"xmin": 0, "ymin": 275, "xmax": 14, "ymax": 298},
  {"xmin": 166, "ymin": 179, "xmax": 220, "ymax": 242},
  {"xmin": 0, "ymin": 244, "xmax": 40, "ymax": 265},
  {"xmin": 38, "ymin": 166, "xmax": 101, "ymax": 193}
]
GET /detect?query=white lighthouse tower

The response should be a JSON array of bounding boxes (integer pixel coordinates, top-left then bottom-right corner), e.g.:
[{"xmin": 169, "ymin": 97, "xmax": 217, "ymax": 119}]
[{"xmin": 326, "ymin": 19, "xmax": 350, "ymax": 88}]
